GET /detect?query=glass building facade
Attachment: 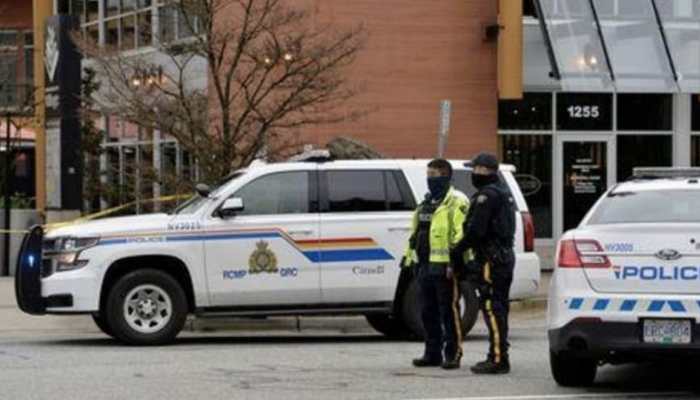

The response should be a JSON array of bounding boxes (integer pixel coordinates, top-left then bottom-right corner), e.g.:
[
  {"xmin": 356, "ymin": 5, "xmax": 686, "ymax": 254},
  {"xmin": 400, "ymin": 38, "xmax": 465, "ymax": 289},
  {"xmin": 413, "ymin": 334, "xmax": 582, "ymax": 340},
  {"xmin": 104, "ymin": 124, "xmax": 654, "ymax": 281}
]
[
  {"xmin": 503, "ymin": 0, "xmax": 700, "ymax": 266},
  {"xmin": 55, "ymin": 0, "xmax": 202, "ymax": 212}
]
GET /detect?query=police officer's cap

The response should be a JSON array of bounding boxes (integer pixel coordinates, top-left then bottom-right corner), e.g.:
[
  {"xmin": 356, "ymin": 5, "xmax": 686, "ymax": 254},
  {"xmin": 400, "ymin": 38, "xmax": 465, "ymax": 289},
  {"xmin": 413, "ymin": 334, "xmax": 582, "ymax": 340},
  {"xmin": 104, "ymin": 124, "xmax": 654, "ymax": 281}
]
[{"xmin": 471, "ymin": 152, "xmax": 499, "ymax": 170}]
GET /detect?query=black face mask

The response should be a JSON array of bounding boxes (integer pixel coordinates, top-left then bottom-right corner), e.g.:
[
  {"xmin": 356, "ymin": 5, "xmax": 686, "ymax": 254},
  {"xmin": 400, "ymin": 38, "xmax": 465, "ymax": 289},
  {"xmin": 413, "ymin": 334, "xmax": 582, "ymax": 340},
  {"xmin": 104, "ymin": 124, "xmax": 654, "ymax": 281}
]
[
  {"xmin": 472, "ymin": 172, "xmax": 498, "ymax": 189},
  {"xmin": 427, "ymin": 176, "xmax": 450, "ymax": 200}
]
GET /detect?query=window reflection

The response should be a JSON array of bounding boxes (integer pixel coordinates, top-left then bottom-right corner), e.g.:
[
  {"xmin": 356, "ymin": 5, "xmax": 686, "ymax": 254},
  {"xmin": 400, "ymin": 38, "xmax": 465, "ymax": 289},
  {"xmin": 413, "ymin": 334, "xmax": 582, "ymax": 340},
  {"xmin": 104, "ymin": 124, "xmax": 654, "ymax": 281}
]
[
  {"xmin": 592, "ymin": 0, "xmax": 677, "ymax": 92},
  {"xmin": 616, "ymin": 135, "xmax": 672, "ymax": 181},
  {"xmin": 498, "ymin": 93, "xmax": 552, "ymax": 130},
  {"xmin": 537, "ymin": 0, "xmax": 614, "ymax": 91},
  {"xmin": 655, "ymin": 0, "xmax": 700, "ymax": 92},
  {"xmin": 693, "ymin": 95, "xmax": 700, "ymax": 132},
  {"xmin": 501, "ymin": 135, "xmax": 553, "ymax": 238}
]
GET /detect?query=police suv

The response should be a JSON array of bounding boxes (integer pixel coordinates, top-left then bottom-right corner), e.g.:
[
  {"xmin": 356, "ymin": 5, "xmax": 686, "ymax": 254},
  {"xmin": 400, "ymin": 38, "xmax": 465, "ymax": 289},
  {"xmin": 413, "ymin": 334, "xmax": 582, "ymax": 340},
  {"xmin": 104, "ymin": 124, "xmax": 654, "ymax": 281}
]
[
  {"xmin": 16, "ymin": 158, "xmax": 540, "ymax": 345},
  {"xmin": 549, "ymin": 168, "xmax": 700, "ymax": 387}
]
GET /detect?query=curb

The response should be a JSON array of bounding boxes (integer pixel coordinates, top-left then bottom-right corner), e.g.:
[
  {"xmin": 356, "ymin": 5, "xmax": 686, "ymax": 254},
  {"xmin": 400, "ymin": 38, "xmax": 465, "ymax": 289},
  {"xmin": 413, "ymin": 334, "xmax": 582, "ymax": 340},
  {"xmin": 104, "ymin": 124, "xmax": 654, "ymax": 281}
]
[{"xmin": 510, "ymin": 297, "xmax": 547, "ymax": 313}]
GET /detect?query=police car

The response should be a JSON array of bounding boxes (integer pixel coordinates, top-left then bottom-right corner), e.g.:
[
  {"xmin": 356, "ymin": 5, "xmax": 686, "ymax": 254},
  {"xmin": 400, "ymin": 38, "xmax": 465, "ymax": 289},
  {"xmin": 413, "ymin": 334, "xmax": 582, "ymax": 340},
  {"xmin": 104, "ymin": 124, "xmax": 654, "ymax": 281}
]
[
  {"xmin": 16, "ymin": 158, "xmax": 540, "ymax": 345},
  {"xmin": 549, "ymin": 167, "xmax": 700, "ymax": 387}
]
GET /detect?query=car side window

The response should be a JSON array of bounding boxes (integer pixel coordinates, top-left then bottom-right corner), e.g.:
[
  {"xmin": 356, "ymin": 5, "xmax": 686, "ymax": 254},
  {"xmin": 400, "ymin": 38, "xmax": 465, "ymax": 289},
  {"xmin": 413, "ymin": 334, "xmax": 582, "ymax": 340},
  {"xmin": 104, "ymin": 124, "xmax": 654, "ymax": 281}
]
[
  {"xmin": 387, "ymin": 171, "xmax": 416, "ymax": 211},
  {"xmin": 452, "ymin": 170, "xmax": 513, "ymax": 200},
  {"xmin": 324, "ymin": 170, "xmax": 414, "ymax": 212},
  {"xmin": 452, "ymin": 170, "xmax": 478, "ymax": 197},
  {"xmin": 232, "ymin": 172, "xmax": 311, "ymax": 215}
]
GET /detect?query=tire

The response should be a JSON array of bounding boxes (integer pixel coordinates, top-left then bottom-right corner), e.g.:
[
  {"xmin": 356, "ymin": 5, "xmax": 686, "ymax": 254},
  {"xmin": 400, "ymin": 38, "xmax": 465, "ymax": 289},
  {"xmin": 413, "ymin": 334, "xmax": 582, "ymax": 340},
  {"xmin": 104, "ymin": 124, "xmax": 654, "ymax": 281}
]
[
  {"xmin": 91, "ymin": 313, "xmax": 114, "ymax": 338},
  {"xmin": 105, "ymin": 269, "xmax": 188, "ymax": 346},
  {"xmin": 365, "ymin": 313, "xmax": 406, "ymax": 338},
  {"xmin": 550, "ymin": 350, "xmax": 597, "ymax": 387},
  {"xmin": 401, "ymin": 278, "xmax": 480, "ymax": 340}
]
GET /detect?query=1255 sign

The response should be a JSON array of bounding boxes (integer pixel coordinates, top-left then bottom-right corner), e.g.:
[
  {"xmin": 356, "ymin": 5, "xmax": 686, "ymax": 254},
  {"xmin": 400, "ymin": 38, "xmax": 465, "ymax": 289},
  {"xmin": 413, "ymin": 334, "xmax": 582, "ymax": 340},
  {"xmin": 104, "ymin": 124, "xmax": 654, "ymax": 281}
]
[{"xmin": 567, "ymin": 105, "xmax": 600, "ymax": 119}]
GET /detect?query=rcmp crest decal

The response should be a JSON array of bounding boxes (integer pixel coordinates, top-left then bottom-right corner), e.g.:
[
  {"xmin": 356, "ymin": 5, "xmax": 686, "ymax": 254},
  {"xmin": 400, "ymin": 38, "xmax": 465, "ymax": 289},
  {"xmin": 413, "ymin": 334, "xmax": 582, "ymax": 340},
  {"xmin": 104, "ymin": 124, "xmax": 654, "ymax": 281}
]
[{"xmin": 248, "ymin": 241, "xmax": 278, "ymax": 274}]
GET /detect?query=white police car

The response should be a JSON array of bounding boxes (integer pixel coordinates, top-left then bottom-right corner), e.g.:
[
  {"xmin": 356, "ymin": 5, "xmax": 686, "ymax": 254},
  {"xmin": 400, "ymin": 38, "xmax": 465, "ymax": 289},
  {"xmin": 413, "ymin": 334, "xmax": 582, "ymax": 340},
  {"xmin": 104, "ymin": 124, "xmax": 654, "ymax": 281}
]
[
  {"xmin": 549, "ymin": 167, "xmax": 700, "ymax": 387},
  {"xmin": 16, "ymin": 158, "xmax": 540, "ymax": 345}
]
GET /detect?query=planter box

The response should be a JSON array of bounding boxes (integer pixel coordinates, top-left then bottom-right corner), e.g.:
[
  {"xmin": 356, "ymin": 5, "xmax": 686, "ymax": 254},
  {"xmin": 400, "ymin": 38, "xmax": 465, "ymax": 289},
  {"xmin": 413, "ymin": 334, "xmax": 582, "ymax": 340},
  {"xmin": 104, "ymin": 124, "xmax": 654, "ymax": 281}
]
[{"xmin": 0, "ymin": 209, "xmax": 41, "ymax": 276}]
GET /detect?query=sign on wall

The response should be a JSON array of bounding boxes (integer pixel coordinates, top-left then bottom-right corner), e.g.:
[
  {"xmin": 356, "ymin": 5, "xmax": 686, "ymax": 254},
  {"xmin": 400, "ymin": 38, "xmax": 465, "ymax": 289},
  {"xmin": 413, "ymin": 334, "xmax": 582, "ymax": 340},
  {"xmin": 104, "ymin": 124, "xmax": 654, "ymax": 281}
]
[{"xmin": 556, "ymin": 93, "xmax": 613, "ymax": 131}]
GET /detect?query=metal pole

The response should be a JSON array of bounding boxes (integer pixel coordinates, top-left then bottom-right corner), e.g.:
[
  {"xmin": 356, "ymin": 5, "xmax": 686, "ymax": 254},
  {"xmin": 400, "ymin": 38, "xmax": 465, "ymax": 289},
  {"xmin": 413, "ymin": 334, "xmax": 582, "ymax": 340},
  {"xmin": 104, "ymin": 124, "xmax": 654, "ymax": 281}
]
[{"xmin": 3, "ymin": 114, "xmax": 12, "ymax": 276}]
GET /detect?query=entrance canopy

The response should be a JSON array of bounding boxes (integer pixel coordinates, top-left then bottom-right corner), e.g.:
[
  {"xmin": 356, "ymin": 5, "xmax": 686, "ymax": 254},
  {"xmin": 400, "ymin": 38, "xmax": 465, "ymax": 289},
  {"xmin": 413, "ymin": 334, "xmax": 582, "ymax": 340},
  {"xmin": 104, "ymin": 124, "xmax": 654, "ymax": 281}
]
[{"xmin": 533, "ymin": 0, "xmax": 700, "ymax": 92}]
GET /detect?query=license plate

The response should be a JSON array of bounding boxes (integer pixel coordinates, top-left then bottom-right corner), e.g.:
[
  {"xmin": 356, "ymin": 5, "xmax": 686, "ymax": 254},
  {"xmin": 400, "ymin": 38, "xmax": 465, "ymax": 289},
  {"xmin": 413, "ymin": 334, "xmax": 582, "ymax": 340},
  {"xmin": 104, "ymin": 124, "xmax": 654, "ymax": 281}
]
[{"xmin": 643, "ymin": 319, "xmax": 692, "ymax": 344}]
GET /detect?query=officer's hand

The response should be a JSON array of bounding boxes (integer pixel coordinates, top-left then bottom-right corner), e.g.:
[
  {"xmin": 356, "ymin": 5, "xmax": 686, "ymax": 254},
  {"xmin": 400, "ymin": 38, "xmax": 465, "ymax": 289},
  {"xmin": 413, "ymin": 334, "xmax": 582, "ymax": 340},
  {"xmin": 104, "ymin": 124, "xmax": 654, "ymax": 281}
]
[{"xmin": 446, "ymin": 267, "xmax": 454, "ymax": 280}]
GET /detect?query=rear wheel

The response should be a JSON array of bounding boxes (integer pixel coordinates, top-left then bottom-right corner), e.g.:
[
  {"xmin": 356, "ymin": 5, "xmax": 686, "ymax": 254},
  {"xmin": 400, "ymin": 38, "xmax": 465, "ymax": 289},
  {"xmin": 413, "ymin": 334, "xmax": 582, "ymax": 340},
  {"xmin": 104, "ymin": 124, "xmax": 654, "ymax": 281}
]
[
  {"xmin": 105, "ymin": 269, "xmax": 188, "ymax": 346},
  {"xmin": 91, "ymin": 313, "xmax": 114, "ymax": 338},
  {"xmin": 401, "ymin": 278, "xmax": 480, "ymax": 340},
  {"xmin": 550, "ymin": 350, "xmax": 597, "ymax": 387},
  {"xmin": 365, "ymin": 314, "xmax": 406, "ymax": 338}
]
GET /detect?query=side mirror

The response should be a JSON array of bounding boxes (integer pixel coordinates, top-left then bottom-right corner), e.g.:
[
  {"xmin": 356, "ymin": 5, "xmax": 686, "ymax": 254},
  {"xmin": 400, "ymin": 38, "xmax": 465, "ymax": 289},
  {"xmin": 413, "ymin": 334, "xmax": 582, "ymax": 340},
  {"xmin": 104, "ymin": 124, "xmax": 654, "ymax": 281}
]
[
  {"xmin": 219, "ymin": 197, "xmax": 244, "ymax": 218},
  {"xmin": 195, "ymin": 183, "xmax": 211, "ymax": 198}
]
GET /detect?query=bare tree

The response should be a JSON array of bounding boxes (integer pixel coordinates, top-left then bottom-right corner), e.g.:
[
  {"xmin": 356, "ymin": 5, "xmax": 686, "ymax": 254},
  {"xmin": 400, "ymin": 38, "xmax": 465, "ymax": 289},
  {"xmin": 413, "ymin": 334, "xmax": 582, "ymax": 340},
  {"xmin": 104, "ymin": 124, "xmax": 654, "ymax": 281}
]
[
  {"xmin": 75, "ymin": 0, "xmax": 366, "ymax": 184},
  {"xmin": 0, "ymin": 30, "xmax": 36, "ymax": 207}
]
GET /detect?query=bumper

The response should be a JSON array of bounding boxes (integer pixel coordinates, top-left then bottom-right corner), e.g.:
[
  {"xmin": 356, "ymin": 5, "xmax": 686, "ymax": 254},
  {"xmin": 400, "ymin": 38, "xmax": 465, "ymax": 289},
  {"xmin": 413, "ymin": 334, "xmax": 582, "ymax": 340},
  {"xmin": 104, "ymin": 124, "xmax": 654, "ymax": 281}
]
[
  {"xmin": 41, "ymin": 268, "xmax": 100, "ymax": 312},
  {"xmin": 511, "ymin": 252, "xmax": 541, "ymax": 300},
  {"xmin": 549, "ymin": 319, "xmax": 700, "ymax": 359},
  {"xmin": 16, "ymin": 227, "xmax": 100, "ymax": 314},
  {"xmin": 15, "ymin": 226, "xmax": 45, "ymax": 314}
]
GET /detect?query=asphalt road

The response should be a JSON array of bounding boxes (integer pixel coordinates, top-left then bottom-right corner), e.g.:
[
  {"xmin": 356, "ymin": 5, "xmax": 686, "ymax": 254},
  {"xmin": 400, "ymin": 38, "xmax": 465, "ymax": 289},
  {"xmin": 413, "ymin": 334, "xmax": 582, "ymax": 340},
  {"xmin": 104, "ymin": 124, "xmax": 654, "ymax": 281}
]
[{"xmin": 0, "ymin": 309, "xmax": 698, "ymax": 400}]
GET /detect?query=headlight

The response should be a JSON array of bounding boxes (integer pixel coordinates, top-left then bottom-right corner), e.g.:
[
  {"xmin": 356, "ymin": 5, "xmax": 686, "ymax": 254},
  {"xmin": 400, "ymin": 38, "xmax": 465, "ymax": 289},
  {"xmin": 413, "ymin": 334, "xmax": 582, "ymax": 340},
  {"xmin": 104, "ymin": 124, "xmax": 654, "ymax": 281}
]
[
  {"xmin": 60, "ymin": 237, "xmax": 99, "ymax": 252},
  {"xmin": 45, "ymin": 236, "xmax": 99, "ymax": 273}
]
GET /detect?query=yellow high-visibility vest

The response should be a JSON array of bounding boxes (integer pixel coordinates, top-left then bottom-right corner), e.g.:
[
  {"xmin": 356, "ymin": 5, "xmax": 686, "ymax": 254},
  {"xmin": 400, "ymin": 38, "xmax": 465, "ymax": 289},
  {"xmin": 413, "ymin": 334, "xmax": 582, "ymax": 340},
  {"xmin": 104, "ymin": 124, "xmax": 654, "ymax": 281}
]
[{"xmin": 403, "ymin": 187, "xmax": 470, "ymax": 266}]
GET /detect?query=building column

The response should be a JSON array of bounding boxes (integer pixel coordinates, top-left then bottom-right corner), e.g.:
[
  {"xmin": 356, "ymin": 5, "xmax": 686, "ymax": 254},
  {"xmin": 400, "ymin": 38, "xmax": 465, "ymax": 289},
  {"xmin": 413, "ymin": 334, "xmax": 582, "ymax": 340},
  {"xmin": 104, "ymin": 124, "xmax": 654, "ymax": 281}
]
[
  {"xmin": 32, "ymin": 0, "xmax": 53, "ymax": 218},
  {"xmin": 674, "ymin": 94, "xmax": 691, "ymax": 167}
]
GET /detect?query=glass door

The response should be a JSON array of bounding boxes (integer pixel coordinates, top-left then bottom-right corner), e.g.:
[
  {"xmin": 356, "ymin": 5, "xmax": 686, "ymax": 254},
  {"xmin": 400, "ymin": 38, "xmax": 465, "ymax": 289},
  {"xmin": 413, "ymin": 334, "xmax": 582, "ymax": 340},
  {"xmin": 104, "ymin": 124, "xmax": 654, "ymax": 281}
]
[{"xmin": 555, "ymin": 135, "xmax": 614, "ymax": 236}]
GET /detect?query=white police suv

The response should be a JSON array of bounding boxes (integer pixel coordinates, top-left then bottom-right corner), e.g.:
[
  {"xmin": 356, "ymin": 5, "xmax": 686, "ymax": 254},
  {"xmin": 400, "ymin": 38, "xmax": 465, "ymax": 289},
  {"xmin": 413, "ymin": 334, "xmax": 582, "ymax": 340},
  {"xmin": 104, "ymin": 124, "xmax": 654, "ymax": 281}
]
[
  {"xmin": 549, "ymin": 167, "xmax": 700, "ymax": 387},
  {"xmin": 16, "ymin": 158, "xmax": 540, "ymax": 345}
]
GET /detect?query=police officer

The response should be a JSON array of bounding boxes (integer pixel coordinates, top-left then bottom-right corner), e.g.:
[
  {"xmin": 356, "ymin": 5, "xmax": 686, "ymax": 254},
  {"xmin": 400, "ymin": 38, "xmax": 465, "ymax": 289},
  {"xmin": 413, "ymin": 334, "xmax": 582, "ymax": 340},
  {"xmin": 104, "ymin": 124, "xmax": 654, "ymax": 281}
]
[
  {"xmin": 403, "ymin": 159, "xmax": 469, "ymax": 370},
  {"xmin": 453, "ymin": 153, "xmax": 516, "ymax": 374}
]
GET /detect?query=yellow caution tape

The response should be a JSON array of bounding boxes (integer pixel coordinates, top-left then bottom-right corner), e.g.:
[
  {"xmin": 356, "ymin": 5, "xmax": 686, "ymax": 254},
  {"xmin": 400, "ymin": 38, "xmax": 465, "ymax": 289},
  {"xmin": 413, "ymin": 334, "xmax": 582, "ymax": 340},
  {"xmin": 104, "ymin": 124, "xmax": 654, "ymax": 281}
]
[{"xmin": 0, "ymin": 194, "xmax": 192, "ymax": 235}]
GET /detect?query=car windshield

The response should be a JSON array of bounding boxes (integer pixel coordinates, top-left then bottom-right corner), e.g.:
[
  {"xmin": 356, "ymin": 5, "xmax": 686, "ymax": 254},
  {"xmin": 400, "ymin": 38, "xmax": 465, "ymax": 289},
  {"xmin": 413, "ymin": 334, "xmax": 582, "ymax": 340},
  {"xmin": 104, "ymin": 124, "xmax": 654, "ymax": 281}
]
[
  {"xmin": 587, "ymin": 189, "xmax": 700, "ymax": 224},
  {"xmin": 172, "ymin": 172, "xmax": 244, "ymax": 215}
]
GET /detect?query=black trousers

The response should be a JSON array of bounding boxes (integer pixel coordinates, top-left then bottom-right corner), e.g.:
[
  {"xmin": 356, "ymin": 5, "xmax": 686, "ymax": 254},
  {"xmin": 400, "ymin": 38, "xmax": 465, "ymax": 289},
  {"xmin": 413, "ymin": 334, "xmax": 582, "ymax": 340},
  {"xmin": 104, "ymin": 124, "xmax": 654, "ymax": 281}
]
[
  {"xmin": 479, "ymin": 252, "xmax": 514, "ymax": 364},
  {"xmin": 418, "ymin": 265, "xmax": 463, "ymax": 361}
]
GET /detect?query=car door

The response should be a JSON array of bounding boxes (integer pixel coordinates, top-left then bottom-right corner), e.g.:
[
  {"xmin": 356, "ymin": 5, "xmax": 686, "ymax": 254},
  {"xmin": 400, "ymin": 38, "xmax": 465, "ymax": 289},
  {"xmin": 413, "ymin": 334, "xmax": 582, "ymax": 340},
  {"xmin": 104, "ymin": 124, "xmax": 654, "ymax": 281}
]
[
  {"xmin": 318, "ymin": 167, "xmax": 415, "ymax": 304},
  {"xmin": 203, "ymin": 168, "xmax": 321, "ymax": 306}
]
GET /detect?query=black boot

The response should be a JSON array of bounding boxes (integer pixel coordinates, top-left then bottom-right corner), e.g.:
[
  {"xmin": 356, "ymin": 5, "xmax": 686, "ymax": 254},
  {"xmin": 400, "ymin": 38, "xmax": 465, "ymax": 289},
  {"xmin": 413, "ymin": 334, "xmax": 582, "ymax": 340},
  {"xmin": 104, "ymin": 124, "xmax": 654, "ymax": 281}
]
[
  {"xmin": 472, "ymin": 356, "xmax": 493, "ymax": 370},
  {"xmin": 413, "ymin": 356, "xmax": 442, "ymax": 367},
  {"xmin": 470, "ymin": 357, "xmax": 510, "ymax": 374},
  {"xmin": 441, "ymin": 355, "xmax": 461, "ymax": 370}
]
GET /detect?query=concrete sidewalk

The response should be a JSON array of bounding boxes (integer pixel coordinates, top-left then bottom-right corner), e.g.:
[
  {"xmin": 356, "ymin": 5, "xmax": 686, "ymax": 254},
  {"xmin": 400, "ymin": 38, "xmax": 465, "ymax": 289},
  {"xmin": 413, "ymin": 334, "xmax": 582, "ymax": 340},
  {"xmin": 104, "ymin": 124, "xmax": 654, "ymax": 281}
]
[{"xmin": 0, "ymin": 272, "xmax": 550, "ymax": 336}]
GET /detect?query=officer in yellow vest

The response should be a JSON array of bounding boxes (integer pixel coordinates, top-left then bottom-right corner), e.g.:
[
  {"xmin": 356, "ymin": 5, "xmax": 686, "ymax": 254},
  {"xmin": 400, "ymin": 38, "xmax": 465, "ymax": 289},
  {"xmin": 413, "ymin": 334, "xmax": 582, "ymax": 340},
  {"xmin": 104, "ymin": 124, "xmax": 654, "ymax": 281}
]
[{"xmin": 403, "ymin": 159, "xmax": 469, "ymax": 370}]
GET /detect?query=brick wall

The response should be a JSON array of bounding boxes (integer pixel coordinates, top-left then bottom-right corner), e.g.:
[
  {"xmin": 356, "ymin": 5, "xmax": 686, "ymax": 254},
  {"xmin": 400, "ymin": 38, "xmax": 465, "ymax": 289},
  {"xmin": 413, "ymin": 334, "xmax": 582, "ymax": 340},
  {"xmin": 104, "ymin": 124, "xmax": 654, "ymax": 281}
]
[
  {"xmin": 213, "ymin": 0, "xmax": 498, "ymax": 160},
  {"xmin": 0, "ymin": 0, "xmax": 32, "ymax": 29}
]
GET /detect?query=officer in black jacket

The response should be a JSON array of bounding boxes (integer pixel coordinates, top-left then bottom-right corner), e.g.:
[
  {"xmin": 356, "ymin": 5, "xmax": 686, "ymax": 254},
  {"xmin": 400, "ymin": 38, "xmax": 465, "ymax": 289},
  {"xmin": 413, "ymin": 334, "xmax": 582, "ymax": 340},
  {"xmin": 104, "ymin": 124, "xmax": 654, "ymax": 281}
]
[{"xmin": 453, "ymin": 153, "xmax": 516, "ymax": 375}]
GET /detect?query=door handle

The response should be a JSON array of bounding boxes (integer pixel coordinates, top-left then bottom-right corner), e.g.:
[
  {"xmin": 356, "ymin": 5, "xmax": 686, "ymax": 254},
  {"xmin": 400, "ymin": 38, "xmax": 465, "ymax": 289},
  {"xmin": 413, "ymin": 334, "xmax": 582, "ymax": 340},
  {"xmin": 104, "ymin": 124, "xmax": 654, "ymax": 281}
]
[
  {"xmin": 388, "ymin": 227, "xmax": 411, "ymax": 232},
  {"xmin": 288, "ymin": 230, "xmax": 313, "ymax": 236}
]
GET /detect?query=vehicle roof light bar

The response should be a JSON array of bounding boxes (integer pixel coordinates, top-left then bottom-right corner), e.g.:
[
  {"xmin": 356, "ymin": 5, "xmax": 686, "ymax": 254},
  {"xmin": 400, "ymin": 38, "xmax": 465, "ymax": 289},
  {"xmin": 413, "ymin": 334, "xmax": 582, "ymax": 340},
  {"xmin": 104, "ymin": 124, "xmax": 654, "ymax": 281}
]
[
  {"xmin": 287, "ymin": 149, "xmax": 333, "ymax": 163},
  {"xmin": 631, "ymin": 167, "xmax": 700, "ymax": 180}
]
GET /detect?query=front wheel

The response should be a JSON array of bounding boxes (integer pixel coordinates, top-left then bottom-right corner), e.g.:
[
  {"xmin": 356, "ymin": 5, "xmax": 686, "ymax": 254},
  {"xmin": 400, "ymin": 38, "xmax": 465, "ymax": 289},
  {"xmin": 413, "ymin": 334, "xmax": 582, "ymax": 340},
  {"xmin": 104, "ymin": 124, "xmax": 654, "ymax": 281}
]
[
  {"xmin": 401, "ymin": 279, "xmax": 480, "ymax": 340},
  {"xmin": 550, "ymin": 350, "xmax": 597, "ymax": 387},
  {"xmin": 105, "ymin": 269, "xmax": 188, "ymax": 346},
  {"xmin": 91, "ymin": 313, "xmax": 114, "ymax": 338}
]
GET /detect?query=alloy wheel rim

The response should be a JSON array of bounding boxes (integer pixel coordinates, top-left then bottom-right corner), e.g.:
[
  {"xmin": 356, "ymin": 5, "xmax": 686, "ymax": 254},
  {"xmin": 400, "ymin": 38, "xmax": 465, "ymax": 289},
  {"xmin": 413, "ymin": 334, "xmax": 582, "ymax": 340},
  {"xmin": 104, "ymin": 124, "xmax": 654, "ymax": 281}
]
[{"xmin": 123, "ymin": 284, "xmax": 172, "ymax": 334}]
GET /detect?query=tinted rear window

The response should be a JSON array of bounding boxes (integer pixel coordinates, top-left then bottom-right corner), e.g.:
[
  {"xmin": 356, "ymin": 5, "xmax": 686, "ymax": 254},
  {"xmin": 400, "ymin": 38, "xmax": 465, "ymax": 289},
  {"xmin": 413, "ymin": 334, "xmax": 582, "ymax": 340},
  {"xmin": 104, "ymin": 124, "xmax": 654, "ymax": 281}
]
[
  {"xmin": 588, "ymin": 190, "xmax": 700, "ymax": 224},
  {"xmin": 324, "ymin": 170, "xmax": 415, "ymax": 212},
  {"xmin": 452, "ymin": 170, "xmax": 518, "ymax": 210}
]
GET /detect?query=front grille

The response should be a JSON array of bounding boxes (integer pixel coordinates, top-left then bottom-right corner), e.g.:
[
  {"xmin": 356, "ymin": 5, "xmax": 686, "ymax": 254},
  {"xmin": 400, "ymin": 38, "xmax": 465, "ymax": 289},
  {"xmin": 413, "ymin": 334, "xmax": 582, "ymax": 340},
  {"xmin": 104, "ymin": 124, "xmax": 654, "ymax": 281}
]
[{"xmin": 41, "ymin": 258, "xmax": 53, "ymax": 278}]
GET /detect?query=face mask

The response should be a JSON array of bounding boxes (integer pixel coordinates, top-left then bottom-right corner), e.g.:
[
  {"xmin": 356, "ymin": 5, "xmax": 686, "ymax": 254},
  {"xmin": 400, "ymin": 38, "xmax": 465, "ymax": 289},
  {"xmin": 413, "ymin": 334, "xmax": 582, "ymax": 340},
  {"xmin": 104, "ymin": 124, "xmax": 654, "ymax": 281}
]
[
  {"xmin": 427, "ymin": 176, "xmax": 450, "ymax": 199},
  {"xmin": 472, "ymin": 172, "xmax": 498, "ymax": 189}
]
